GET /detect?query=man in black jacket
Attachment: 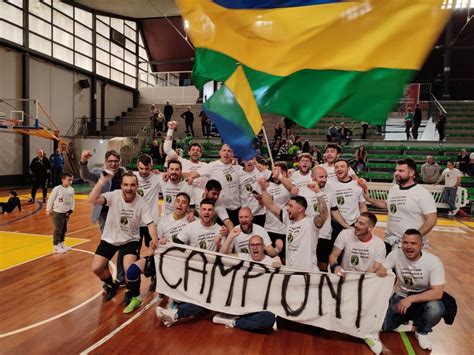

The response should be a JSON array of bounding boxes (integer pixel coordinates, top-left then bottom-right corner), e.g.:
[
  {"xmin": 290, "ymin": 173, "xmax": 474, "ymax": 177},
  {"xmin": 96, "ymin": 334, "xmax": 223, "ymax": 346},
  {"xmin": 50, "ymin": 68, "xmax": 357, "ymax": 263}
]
[
  {"xmin": 412, "ymin": 104, "xmax": 422, "ymax": 140},
  {"xmin": 163, "ymin": 100, "xmax": 174, "ymax": 132},
  {"xmin": 28, "ymin": 149, "xmax": 52, "ymax": 203}
]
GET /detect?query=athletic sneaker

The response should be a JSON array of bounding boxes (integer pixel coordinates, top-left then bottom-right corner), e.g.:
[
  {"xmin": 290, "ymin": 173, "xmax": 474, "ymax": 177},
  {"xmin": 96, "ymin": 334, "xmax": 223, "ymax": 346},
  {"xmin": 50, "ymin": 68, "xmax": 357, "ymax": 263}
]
[
  {"xmin": 415, "ymin": 332, "xmax": 432, "ymax": 350},
  {"xmin": 394, "ymin": 321, "xmax": 413, "ymax": 332},
  {"xmin": 103, "ymin": 283, "xmax": 118, "ymax": 302},
  {"xmin": 59, "ymin": 242, "xmax": 71, "ymax": 251},
  {"xmin": 453, "ymin": 208, "xmax": 460, "ymax": 216},
  {"xmin": 123, "ymin": 296, "xmax": 142, "ymax": 314},
  {"xmin": 27, "ymin": 198, "xmax": 35, "ymax": 204},
  {"xmin": 212, "ymin": 313, "xmax": 237, "ymax": 328},
  {"xmin": 123, "ymin": 290, "xmax": 132, "ymax": 306},
  {"xmin": 53, "ymin": 245, "xmax": 66, "ymax": 254},
  {"xmin": 156, "ymin": 306, "xmax": 178, "ymax": 327},
  {"xmin": 364, "ymin": 337, "xmax": 383, "ymax": 354}
]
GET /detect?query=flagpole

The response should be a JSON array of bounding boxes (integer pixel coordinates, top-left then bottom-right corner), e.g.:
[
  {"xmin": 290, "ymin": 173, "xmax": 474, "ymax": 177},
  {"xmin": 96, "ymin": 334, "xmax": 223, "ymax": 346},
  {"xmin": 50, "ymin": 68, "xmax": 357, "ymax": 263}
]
[{"xmin": 261, "ymin": 125, "xmax": 274, "ymax": 168}]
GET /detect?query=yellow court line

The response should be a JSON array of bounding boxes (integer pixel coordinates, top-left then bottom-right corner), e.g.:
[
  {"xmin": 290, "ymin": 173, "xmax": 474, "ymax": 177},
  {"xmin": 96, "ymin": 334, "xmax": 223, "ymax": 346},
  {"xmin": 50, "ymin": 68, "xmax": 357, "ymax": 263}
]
[
  {"xmin": 375, "ymin": 214, "xmax": 472, "ymax": 228},
  {"xmin": 0, "ymin": 231, "xmax": 88, "ymax": 271}
]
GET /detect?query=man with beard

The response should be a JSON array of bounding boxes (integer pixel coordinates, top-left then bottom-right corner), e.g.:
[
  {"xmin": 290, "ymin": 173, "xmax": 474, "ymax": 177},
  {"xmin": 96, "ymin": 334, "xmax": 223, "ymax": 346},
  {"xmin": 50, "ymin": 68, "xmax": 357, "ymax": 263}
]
[
  {"xmin": 238, "ymin": 158, "xmax": 271, "ymax": 227},
  {"xmin": 278, "ymin": 166, "xmax": 349, "ymax": 271},
  {"xmin": 187, "ymin": 144, "xmax": 241, "ymax": 225},
  {"xmin": 290, "ymin": 153, "xmax": 313, "ymax": 188},
  {"xmin": 164, "ymin": 121, "xmax": 207, "ymax": 191},
  {"xmin": 329, "ymin": 212, "xmax": 386, "ymax": 354},
  {"xmin": 122, "ymin": 192, "xmax": 192, "ymax": 313},
  {"xmin": 320, "ymin": 143, "xmax": 356, "ymax": 182},
  {"xmin": 87, "ymin": 171, "xmax": 158, "ymax": 307},
  {"xmin": 378, "ymin": 230, "xmax": 446, "ymax": 352},
  {"xmin": 156, "ymin": 199, "xmax": 227, "ymax": 326},
  {"xmin": 329, "ymin": 159, "xmax": 367, "ymax": 227},
  {"xmin": 362, "ymin": 158, "xmax": 437, "ymax": 252},
  {"xmin": 259, "ymin": 180, "xmax": 328, "ymax": 271},
  {"xmin": 329, "ymin": 212, "xmax": 385, "ymax": 275},
  {"xmin": 263, "ymin": 162, "xmax": 292, "ymax": 259},
  {"xmin": 220, "ymin": 207, "xmax": 283, "ymax": 257},
  {"xmin": 80, "ymin": 149, "xmax": 127, "ymax": 284},
  {"xmin": 194, "ymin": 179, "xmax": 234, "ymax": 232},
  {"xmin": 158, "ymin": 159, "xmax": 195, "ymax": 217}
]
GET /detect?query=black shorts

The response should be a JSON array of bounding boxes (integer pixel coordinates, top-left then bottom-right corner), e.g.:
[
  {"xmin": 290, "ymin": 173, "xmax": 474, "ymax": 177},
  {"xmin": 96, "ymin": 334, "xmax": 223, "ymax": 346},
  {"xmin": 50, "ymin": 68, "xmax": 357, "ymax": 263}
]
[
  {"xmin": 95, "ymin": 240, "xmax": 141, "ymax": 260},
  {"xmin": 316, "ymin": 238, "xmax": 334, "ymax": 264}
]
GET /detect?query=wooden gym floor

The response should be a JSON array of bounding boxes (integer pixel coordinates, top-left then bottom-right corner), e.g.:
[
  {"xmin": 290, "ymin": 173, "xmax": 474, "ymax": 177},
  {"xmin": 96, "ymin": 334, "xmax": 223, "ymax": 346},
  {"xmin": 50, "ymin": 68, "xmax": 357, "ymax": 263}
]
[{"xmin": 0, "ymin": 189, "xmax": 472, "ymax": 355}]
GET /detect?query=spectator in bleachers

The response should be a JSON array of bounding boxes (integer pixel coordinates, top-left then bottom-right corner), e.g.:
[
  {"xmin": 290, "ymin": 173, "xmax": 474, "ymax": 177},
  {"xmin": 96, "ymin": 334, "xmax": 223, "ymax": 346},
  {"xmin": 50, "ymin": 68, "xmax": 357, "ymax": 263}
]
[
  {"xmin": 327, "ymin": 122, "xmax": 338, "ymax": 142},
  {"xmin": 412, "ymin": 104, "xmax": 422, "ymax": 140},
  {"xmin": 274, "ymin": 122, "xmax": 283, "ymax": 140},
  {"xmin": 283, "ymin": 117, "xmax": 294, "ymax": 138},
  {"xmin": 271, "ymin": 136, "xmax": 282, "ymax": 158},
  {"xmin": 353, "ymin": 145, "xmax": 368, "ymax": 173},
  {"xmin": 163, "ymin": 100, "xmax": 173, "ymax": 131},
  {"xmin": 436, "ymin": 161, "xmax": 463, "ymax": 216},
  {"xmin": 149, "ymin": 140, "xmax": 163, "ymax": 165},
  {"xmin": 420, "ymin": 156, "xmax": 440, "ymax": 184},
  {"xmin": 361, "ymin": 121, "xmax": 369, "ymax": 139},
  {"xmin": 456, "ymin": 149, "xmax": 470, "ymax": 176},
  {"xmin": 468, "ymin": 152, "xmax": 474, "ymax": 177},
  {"xmin": 180, "ymin": 106, "xmax": 195, "ymax": 137},
  {"xmin": 277, "ymin": 139, "xmax": 290, "ymax": 159},
  {"xmin": 199, "ymin": 110, "xmax": 211, "ymax": 138},
  {"xmin": 302, "ymin": 140, "xmax": 310, "ymax": 153},
  {"xmin": 436, "ymin": 112, "xmax": 446, "ymax": 142},
  {"xmin": 338, "ymin": 122, "xmax": 352, "ymax": 145},
  {"xmin": 311, "ymin": 145, "xmax": 323, "ymax": 164},
  {"xmin": 404, "ymin": 108, "xmax": 414, "ymax": 140}
]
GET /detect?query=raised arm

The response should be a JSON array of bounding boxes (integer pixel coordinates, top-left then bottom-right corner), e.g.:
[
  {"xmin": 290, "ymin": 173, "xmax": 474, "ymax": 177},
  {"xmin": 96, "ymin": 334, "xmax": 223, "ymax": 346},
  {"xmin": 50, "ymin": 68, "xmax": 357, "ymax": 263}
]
[
  {"xmin": 358, "ymin": 178, "xmax": 387, "ymax": 209},
  {"xmin": 79, "ymin": 150, "xmax": 100, "ymax": 183},
  {"xmin": 307, "ymin": 182, "xmax": 328, "ymax": 228},
  {"xmin": 87, "ymin": 173, "xmax": 111, "ymax": 205},
  {"xmin": 163, "ymin": 121, "xmax": 179, "ymax": 159},
  {"xmin": 258, "ymin": 178, "xmax": 281, "ymax": 218},
  {"xmin": 219, "ymin": 227, "xmax": 241, "ymax": 254}
]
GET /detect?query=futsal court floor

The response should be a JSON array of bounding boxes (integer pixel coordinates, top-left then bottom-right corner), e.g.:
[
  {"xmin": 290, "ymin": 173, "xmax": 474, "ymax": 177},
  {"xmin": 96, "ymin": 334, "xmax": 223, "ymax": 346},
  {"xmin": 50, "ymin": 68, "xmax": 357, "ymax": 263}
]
[{"xmin": 0, "ymin": 190, "xmax": 472, "ymax": 354}]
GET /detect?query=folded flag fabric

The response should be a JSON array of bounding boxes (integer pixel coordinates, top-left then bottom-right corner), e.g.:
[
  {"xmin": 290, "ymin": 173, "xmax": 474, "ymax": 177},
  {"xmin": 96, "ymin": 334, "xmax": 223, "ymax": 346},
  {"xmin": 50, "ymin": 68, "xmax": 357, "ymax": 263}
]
[
  {"xmin": 177, "ymin": 0, "xmax": 450, "ymax": 128},
  {"xmin": 204, "ymin": 65, "xmax": 263, "ymax": 160}
]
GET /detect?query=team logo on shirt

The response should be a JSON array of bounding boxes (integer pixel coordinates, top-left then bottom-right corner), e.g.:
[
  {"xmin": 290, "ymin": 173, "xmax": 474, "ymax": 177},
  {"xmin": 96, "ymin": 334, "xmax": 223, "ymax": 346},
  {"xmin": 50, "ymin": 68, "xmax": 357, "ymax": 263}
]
[
  {"xmin": 313, "ymin": 204, "xmax": 319, "ymax": 213},
  {"xmin": 120, "ymin": 216, "xmax": 128, "ymax": 225},
  {"xmin": 137, "ymin": 189, "xmax": 144, "ymax": 197},
  {"xmin": 351, "ymin": 255, "xmax": 359, "ymax": 265},
  {"xmin": 288, "ymin": 233, "xmax": 294, "ymax": 244},
  {"xmin": 390, "ymin": 203, "xmax": 397, "ymax": 214},
  {"xmin": 245, "ymin": 184, "xmax": 253, "ymax": 192},
  {"xmin": 240, "ymin": 247, "xmax": 249, "ymax": 254},
  {"xmin": 225, "ymin": 173, "xmax": 233, "ymax": 182},
  {"xmin": 337, "ymin": 195, "xmax": 345, "ymax": 206},
  {"xmin": 165, "ymin": 194, "xmax": 172, "ymax": 203},
  {"xmin": 199, "ymin": 241, "xmax": 207, "ymax": 249},
  {"xmin": 403, "ymin": 276, "xmax": 414, "ymax": 287}
]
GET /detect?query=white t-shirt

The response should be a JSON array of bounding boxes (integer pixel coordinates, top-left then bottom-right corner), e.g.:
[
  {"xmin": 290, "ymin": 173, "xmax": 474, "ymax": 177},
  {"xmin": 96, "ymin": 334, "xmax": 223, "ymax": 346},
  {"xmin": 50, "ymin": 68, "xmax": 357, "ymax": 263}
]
[
  {"xmin": 385, "ymin": 184, "xmax": 437, "ymax": 247},
  {"xmin": 320, "ymin": 163, "xmax": 355, "ymax": 182},
  {"xmin": 46, "ymin": 185, "xmax": 75, "ymax": 213},
  {"xmin": 334, "ymin": 229, "xmax": 386, "ymax": 272},
  {"xmin": 238, "ymin": 167, "xmax": 270, "ymax": 217},
  {"xmin": 158, "ymin": 177, "xmax": 195, "ymax": 217},
  {"xmin": 281, "ymin": 210, "xmax": 319, "ymax": 271},
  {"xmin": 327, "ymin": 179, "xmax": 365, "ymax": 225},
  {"xmin": 177, "ymin": 220, "xmax": 222, "ymax": 251},
  {"xmin": 157, "ymin": 213, "xmax": 189, "ymax": 242},
  {"xmin": 237, "ymin": 253, "xmax": 275, "ymax": 266},
  {"xmin": 441, "ymin": 168, "xmax": 462, "ymax": 187},
  {"xmin": 302, "ymin": 185, "xmax": 337, "ymax": 240},
  {"xmin": 134, "ymin": 172, "xmax": 161, "ymax": 224},
  {"xmin": 193, "ymin": 188, "xmax": 230, "ymax": 223},
  {"xmin": 198, "ymin": 160, "xmax": 240, "ymax": 210},
  {"xmin": 101, "ymin": 190, "xmax": 153, "ymax": 246},
  {"xmin": 291, "ymin": 170, "xmax": 313, "ymax": 189},
  {"xmin": 163, "ymin": 139, "xmax": 208, "ymax": 189},
  {"xmin": 264, "ymin": 182, "xmax": 291, "ymax": 234},
  {"xmin": 231, "ymin": 224, "xmax": 272, "ymax": 253},
  {"xmin": 383, "ymin": 249, "xmax": 445, "ymax": 297}
]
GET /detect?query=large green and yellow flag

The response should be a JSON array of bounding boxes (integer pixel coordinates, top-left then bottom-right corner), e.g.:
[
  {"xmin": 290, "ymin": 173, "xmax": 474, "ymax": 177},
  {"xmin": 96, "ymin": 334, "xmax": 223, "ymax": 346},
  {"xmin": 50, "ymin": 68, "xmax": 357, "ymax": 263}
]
[{"xmin": 177, "ymin": 0, "xmax": 449, "ymax": 157}]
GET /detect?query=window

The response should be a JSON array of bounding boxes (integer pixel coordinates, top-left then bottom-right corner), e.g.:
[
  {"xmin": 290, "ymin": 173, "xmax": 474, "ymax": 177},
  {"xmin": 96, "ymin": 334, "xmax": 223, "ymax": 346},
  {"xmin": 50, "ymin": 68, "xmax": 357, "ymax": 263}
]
[{"xmin": 29, "ymin": 32, "xmax": 51, "ymax": 55}]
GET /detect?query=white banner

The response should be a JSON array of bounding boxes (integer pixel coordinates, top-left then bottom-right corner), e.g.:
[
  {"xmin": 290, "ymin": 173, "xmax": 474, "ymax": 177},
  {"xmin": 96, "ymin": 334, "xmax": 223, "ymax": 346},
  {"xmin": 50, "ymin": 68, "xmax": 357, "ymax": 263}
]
[{"xmin": 154, "ymin": 244, "xmax": 395, "ymax": 339}]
